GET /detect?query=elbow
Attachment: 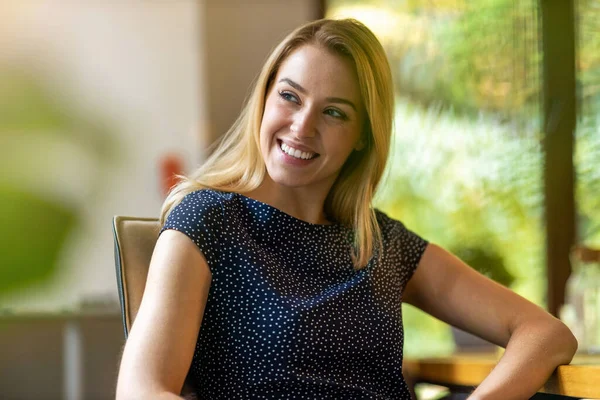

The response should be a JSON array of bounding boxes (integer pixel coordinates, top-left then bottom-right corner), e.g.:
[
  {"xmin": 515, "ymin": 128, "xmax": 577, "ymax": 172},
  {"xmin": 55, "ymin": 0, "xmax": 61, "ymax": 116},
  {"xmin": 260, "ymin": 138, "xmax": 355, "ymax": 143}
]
[
  {"xmin": 562, "ymin": 323, "xmax": 578, "ymax": 362},
  {"xmin": 549, "ymin": 319, "xmax": 578, "ymax": 365}
]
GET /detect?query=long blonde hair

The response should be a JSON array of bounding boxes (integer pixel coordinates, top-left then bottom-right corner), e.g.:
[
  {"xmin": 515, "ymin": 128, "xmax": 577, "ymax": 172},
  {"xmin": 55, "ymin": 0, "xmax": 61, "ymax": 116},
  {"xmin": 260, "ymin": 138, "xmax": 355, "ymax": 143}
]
[{"xmin": 161, "ymin": 18, "xmax": 394, "ymax": 269}]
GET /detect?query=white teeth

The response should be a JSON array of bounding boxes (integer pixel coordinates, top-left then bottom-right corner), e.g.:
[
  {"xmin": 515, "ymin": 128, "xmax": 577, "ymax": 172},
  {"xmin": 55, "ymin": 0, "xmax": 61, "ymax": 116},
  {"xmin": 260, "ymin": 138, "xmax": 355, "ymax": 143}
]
[{"xmin": 280, "ymin": 142, "xmax": 316, "ymax": 160}]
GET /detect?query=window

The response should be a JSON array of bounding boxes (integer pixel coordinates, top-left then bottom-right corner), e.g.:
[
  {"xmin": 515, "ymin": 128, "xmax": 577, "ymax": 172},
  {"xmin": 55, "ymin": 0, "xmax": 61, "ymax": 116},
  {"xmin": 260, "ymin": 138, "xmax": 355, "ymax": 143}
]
[{"xmin": 326, "ymin": 0, "xmax": 574, "ymax": 356}]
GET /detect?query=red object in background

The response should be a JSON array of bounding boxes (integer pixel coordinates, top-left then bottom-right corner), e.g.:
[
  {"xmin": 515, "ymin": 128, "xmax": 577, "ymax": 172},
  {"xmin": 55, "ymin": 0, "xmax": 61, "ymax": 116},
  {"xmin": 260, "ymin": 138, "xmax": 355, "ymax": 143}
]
[{"xmin": 159, "ymin": 153, "xmax": 185, "ymax": 197}]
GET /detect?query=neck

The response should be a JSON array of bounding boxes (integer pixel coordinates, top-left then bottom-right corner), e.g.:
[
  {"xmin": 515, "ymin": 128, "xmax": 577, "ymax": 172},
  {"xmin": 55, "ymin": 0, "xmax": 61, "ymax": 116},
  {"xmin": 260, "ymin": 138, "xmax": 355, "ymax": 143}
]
[{"xmin": 245, "ymin": 178, "xmax": 332, "ymax": 225}]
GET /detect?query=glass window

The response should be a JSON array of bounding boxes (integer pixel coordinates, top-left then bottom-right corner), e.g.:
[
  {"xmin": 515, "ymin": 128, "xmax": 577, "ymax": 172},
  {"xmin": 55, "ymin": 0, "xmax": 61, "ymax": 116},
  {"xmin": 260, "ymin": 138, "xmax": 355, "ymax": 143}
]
[
  {"xmin": 576, "ymin": 0, "xmax": 600, "ymax": 249},
  {"xmin": 327, "ymin": 0, "xmax": 545, "ymax": 356}
]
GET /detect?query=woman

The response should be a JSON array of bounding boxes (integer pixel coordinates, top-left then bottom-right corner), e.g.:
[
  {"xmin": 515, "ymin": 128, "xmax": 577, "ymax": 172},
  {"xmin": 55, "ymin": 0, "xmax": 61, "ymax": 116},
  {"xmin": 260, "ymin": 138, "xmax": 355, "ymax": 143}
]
[{"xmin": 116, "ymin": 18, "xmax": 577, "ymax": 400}]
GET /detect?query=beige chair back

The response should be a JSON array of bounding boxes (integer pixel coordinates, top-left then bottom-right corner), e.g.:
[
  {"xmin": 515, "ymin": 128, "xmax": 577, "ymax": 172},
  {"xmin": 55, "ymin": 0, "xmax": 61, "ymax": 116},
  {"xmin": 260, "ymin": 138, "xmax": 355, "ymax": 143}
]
[{"xmin": 112, "ymin": 216, "xmax": 161, "ymax": 338}]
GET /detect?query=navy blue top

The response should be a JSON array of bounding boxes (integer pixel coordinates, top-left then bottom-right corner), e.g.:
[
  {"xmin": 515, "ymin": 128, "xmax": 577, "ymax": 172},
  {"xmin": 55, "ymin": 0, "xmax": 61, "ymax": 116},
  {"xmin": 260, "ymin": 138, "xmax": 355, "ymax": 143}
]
[{"xmin": 160, "ymin": 189, "xmax": 428, "ymax": 399}]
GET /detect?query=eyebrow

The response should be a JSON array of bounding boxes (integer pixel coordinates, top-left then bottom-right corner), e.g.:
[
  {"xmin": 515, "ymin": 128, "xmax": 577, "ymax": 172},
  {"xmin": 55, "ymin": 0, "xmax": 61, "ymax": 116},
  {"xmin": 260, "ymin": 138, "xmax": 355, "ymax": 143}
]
[{"xmin": 278, "ymin": 78, "xmax": 358, "ymax": 112}]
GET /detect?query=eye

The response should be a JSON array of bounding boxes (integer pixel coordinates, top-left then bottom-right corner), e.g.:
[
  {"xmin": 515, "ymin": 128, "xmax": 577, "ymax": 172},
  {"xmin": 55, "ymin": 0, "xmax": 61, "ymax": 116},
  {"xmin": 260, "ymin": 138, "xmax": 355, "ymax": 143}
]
[
  {"xmin": 279, "ymin": 90, "xmax": 300, "ymax": 104},
  {"xmin": 324, "ymin": 108, "xmax": 348, "ymax": 120}
]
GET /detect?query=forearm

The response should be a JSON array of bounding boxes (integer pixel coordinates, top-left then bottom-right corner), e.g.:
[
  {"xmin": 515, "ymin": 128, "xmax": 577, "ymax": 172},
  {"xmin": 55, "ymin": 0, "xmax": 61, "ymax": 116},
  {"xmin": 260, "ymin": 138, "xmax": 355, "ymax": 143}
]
[{"xmin": 468, "ymin": 318, "xmax": 577, "ymax": 400}]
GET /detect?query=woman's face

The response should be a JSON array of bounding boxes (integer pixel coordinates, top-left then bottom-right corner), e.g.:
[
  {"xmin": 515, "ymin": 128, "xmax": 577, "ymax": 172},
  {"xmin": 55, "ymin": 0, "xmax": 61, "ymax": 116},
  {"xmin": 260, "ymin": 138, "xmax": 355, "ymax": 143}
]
[{"xmin": 259, "ymin": 44, "xmax": 365, "ymax": 195}]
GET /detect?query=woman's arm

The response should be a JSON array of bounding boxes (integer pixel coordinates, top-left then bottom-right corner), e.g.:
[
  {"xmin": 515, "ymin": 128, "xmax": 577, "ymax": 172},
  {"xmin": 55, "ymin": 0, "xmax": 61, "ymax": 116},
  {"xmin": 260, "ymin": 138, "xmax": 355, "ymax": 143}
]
[
  {"xmin": 404, "ymin": 243, "xmax": 577, "ymax": 400},
  {"xmin": 116, "ymin": 230, "xmax": 212, "ymax": 400}
]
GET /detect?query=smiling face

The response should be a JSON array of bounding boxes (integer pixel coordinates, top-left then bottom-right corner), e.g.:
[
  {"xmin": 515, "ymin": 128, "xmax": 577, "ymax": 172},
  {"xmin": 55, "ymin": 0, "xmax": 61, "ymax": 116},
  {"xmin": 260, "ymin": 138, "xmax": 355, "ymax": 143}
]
[{"xmin": 259, "ymin": 44, "xmax": 365, "ymax": 197}]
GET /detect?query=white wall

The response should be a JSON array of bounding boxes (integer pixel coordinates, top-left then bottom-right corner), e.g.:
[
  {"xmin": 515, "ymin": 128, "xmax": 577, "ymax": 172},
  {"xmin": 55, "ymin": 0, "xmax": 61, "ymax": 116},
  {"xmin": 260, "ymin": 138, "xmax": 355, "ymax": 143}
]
[
  {"xmin": 0, "ymin": 0, "xmax": 317, "ymax": 313},
  {"xmin": 204, "ymin": 0, "xmax": 318, "ymax": 145},
  {"xmin": 0, "ymin": 1, "xmax": 318, "ymax": 397},
  {"xmin": 0, "ymin": 0, "xmax": 318, "ymax": 300},
  {"xmin": 0, "ymin": 0, "xmax": 206, "ymax": 311}
]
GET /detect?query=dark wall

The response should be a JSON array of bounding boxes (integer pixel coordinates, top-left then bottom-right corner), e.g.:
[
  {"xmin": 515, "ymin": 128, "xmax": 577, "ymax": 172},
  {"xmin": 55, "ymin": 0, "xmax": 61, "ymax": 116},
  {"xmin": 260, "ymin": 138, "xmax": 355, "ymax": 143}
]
[{"xmin": 0, "ymin": 316, "xmax": 123, "ymax": 400}]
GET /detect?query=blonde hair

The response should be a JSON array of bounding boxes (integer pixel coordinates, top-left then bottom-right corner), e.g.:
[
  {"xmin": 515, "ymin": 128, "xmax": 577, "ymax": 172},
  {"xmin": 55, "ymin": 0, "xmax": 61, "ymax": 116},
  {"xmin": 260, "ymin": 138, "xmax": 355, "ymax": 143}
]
[{"xmin": 161, "ymin": 18, "xmax": 394, "ymax": 268}]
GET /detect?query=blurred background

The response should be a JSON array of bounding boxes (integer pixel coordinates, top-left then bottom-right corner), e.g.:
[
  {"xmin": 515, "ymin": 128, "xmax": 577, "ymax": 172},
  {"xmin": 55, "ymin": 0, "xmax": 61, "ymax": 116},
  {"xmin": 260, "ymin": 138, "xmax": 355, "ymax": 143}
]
[{"xmin": 0, "ymin": 0, "xmax": 597, "ymax": 399}]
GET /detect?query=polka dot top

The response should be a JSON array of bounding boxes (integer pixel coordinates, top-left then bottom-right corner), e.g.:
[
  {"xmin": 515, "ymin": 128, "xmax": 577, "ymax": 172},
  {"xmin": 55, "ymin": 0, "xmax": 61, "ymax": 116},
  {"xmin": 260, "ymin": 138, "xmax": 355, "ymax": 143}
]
[{"xmin": 160, "ymin": 189, "xmax": 428, "ymax": 399}]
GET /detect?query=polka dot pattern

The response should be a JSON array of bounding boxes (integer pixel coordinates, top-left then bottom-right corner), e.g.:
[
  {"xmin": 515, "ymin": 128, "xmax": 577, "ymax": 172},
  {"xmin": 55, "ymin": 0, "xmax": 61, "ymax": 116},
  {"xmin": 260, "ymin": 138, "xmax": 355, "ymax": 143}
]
[{"xmin": 160, "ymin": 189, "xmax": 428, "ymax": 399}]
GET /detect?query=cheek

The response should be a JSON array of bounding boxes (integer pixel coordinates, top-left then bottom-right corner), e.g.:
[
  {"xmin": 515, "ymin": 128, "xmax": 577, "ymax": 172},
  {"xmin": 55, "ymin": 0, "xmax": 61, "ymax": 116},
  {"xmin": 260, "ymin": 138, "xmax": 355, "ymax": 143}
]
[
  {"xmin": 262, "ymin": 103, "xmax": 291, "ymax": 139},
  {"xmin": 331, "ymin": 127, "xmax": 362, "ymax": 157}
]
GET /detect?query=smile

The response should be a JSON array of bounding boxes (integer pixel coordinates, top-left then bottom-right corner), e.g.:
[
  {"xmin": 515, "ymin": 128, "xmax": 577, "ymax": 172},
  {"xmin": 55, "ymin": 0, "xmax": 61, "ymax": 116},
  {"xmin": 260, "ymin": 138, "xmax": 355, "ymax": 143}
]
[{"xmin": 280, "ymin": 141, "xmax": 318, "ymax": 160}]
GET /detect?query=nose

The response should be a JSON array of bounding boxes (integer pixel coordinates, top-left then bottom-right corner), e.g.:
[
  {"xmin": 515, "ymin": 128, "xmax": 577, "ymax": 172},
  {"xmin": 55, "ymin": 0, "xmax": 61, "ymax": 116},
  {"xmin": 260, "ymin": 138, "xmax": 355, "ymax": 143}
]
[{"xmin": 290, "ymin": 108, "xmax": 318, "ymax": 138}]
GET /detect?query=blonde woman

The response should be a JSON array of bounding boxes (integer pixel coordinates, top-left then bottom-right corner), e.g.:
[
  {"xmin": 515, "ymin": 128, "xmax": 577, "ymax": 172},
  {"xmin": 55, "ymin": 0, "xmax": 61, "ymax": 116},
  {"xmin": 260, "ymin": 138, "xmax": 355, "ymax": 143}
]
[{"xmin": 116, "ymin": 19, "xmax": 576, "ymax": 400}]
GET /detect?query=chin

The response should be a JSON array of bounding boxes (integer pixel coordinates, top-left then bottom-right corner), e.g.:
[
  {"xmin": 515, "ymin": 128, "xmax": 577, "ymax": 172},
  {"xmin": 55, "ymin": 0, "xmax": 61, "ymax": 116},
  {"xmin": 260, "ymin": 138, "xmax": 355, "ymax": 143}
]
[
  {"xmin": 270, "ymin": 175, "xmax": 309, "ymax": 189},
  {"xmin": 264, "ymin": 167, "xmax": 307, "ymax": 188}
]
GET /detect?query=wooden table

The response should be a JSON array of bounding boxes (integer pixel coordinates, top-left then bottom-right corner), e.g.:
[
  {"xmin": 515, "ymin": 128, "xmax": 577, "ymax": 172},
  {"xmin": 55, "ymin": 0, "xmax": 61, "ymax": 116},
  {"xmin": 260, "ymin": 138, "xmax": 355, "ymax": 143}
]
[{"xmin": 404, "ymin": 353, "xmax": 600, "ymax": 399}]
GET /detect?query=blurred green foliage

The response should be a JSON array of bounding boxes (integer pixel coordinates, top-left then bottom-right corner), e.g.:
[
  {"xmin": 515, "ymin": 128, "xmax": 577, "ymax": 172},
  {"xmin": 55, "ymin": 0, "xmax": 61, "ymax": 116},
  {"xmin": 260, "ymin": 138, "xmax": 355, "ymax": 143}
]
[
  {"xmin": 576, "ymin": 118, "xmax": 600, "ymax": 245},
  {"xmin": 372, "ymin": 99, "xmax": 548, "ymax": 356},
  {"xmin": 451, "ymin": 246, "xmax": 513, "ymax": 287},
  {"xmin": 329, "ymin": 0, "xmax": 600, "ymax": 355},
  {"xmin": 0, "ymin": 67, "xmax": 114, "ymax": 296},
  {"xmin": 377, "ymin": 100, "xmax": 544, "ymax": 298},
  {"xmin": 0, "ymin": 185, "xmax": 76, "ymax": 292},
  {"xmin": 0, "ymin": 69, "xmax": 114, "ymax": 160}
]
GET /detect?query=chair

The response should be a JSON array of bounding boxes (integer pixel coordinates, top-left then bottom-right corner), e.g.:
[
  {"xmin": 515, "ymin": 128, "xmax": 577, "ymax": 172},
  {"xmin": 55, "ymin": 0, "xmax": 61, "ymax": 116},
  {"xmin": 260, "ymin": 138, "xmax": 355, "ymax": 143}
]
[
  {"xmin": 112, "ymin": 216, "xmax": 197, "ymax": 398},
  {"xmin": 112, "ymin": 216, "xmax": 161, "ymax": 338}
]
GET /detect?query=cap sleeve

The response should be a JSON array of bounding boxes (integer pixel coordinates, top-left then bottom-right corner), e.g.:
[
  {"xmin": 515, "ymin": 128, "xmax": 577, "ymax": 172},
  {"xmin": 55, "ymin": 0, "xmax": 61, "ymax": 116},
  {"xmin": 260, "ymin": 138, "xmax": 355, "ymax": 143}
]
[
  {"xmin": 160, "ymin": 189, "xmax": 225, "ymax": 269},
  {"xmin": 376, "ymin": 210, "xmax": 429, "ymax": 287}
]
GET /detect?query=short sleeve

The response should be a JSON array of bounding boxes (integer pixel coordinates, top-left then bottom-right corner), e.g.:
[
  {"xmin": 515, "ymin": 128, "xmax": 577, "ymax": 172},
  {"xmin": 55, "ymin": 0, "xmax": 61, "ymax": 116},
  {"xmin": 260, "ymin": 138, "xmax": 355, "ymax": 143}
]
[
  {"xmin": 376, "ymin": 210, "xmax": 429, "ymax": 286},
  {"xmin": 160, "ymin": 189, "xmax": 224, "ymax": 269}
]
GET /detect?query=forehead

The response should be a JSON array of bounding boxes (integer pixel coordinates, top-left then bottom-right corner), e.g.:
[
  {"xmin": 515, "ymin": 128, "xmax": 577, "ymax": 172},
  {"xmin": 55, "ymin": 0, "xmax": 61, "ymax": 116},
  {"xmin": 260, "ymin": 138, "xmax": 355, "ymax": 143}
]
[{"xmin": 275, "ymin": 44, "xmax": 361, "ymax": 101}]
